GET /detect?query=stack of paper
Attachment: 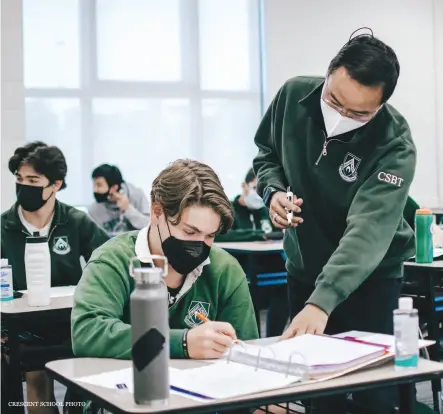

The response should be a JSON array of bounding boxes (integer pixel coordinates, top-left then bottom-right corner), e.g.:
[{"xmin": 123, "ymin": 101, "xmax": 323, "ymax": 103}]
[{"xmin": 229, "ymin": 334, "xmax": 387, "ymax": 379}]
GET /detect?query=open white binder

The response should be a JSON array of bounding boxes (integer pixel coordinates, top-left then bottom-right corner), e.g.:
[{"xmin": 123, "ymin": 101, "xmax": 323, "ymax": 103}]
[{"xmin": 76, "ymin": 333, "xmax": 436, "ymax": 401}]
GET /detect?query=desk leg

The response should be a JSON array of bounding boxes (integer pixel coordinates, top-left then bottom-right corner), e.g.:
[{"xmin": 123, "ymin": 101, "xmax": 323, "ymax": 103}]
[
  {"xmin": 8, "ymin": 323, "xmax": 25, "ymax": 414},
  {"xmin": 399, "ymin": 383, "xmax": 415, "ymax": 414},
  {"xmin": 426, "ymin": 270, "xmax": 442, "ymax": 413},
  {"xmin": 246, "ymin": 254, "xmax": 261, "ymax": 336}
]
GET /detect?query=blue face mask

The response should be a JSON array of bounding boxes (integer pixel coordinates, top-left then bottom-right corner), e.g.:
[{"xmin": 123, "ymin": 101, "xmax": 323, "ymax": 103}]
[{"xmin": 244, "ymin": 189, "xmax": 265, "ymax": 210}]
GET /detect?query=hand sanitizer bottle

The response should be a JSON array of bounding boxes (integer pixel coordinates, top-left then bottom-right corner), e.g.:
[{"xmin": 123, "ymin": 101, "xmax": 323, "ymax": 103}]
[
  {"xmin": 0, "ymin": 259, "xmax": 13, "ymax": 301},
  {"xmin": 394, "ymin": 297, "xmax": 419, "ymax": 370}
]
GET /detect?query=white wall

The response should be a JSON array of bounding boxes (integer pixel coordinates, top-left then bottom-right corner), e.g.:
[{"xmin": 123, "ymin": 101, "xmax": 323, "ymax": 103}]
[
  {"xmin": 263, "ymin": 0, "xmax": 443, "ymax": 207},
  {"xmin": 1, "ymin": 0, "xmax": 441, "ymax": 210},
  {"xmin": 434, "ymin": 0, "xmax": 443, "ymax": 207},
  {"xmin": 1, "ymin": 0, "xmax": 25, "ymax": 212}
]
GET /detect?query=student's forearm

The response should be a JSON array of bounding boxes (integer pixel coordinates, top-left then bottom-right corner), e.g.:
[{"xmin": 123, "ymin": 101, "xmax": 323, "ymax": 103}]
[
  {"xmin": 123, "ymin": 204, "xmax": 150, "ymax": 229},
  {"xmin": 72, "ymin": 318, "xmax": 186, "ymax": 359},
  {"xmin": 72, "ymin": 317, "xmax": 133, "ymax": 359}
]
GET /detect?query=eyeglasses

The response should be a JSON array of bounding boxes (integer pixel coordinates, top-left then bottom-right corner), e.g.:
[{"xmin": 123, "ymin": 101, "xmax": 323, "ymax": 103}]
[{"xmin": 322, "ymin": 84, "xmax": 379, "ymax": 122}]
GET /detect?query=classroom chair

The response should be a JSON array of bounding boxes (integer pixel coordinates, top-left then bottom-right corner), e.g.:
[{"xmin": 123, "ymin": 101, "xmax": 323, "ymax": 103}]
[{"xmin": 1, "ymin": 327, "xmax": 75, "ymax": 411}]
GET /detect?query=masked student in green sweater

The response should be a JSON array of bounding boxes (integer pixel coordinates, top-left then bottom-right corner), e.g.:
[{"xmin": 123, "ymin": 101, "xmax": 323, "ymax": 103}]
[
  {"xmin": 216, "ymin": 168, "xmax": 289, "ymax": 337},
  {"xmin": 72, "ymin": 159, "xmax": 259, "ymax": 362},
  {"xmin": 1, "ymin": 142, "xmax": 109, "ymax": 414}
]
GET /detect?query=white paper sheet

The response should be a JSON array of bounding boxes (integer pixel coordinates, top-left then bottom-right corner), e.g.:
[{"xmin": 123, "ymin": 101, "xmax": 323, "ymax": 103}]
[
  {"xmin": 75, "ymin": 367, "xmax": 214, "ymax": 402},
  {"xmin": 170, "ymin": 362, "xmax": 298, "ymax": 399},
  {"xmin": 261, "ymin": 334, "xmax": 385, "ymax": 367},
  {"xmin": 357, "ymin": 333, "xmax": 434, "ymax": 352}
]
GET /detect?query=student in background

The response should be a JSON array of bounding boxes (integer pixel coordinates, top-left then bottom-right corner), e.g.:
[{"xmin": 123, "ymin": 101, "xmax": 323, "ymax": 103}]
[
  {"xmin": 1, "ymin": 142, "xmax": 109, "ymax": 414},
  {"xmin": 217, "ymin": 168, "xmax": 289, "ymax": 337},
  {"xmin": 72, "ymin": 159, "xmax": 258, "ymax": 364},
  {"xmin": 89, "ymin": 164, "xmax": 150, "ymax": 233},
  {"xmin": 232, "ymin": 168, "xmax": 274, "ymax": 235}
]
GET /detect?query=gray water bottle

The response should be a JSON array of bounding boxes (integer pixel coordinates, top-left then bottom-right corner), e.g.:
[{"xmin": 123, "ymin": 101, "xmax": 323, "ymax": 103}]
[{"xmin": 130, "ymin": 255, "xmax": 169, "ymax": 406}]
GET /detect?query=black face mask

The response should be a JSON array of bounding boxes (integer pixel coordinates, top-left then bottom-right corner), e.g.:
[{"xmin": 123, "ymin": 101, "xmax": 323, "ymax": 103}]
[
  {"xmin": 158, "ymin": 221, "xmax": 211, "ymax": 275},
  {"xmin": 16, "ymin": 183, "xmax": 53, "ymax": 212},
  {"xmin": 94, "ymin": 191, "xmax": 109, "ymax": 203}
]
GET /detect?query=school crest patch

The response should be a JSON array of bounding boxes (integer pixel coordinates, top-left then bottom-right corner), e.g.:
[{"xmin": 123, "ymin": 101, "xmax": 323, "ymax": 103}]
[
  {"xmin": 52, "ymin": 236, "xmax": 71, "ymax": 255},
  {"xmin": 338, "ymin": 152, "xmax": 361, "ymax": 182},
  {"xmin": 184, "ymin": 301, "xmax": 210, "ymax": 328}
]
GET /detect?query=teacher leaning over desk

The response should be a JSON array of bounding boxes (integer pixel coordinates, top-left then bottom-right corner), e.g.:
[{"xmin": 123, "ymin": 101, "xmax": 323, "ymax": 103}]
[{"xmin": 253, "ymin": 29, "xmax": 416, "ymax": 414}]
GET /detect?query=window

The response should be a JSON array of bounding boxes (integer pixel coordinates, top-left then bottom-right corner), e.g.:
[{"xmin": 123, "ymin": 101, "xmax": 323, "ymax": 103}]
[{"xmin": 23, "ymin": 0, "xmax": 262, "ymax": 206}]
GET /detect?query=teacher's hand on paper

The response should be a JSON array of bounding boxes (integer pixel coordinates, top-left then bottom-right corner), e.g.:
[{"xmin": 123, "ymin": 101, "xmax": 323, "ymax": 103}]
[
  {"xmin": 281, "ymin": 304, "xmax": 328, "ymax": 340},
  {"xmin": 187, "ymin": 321, "xmax": 237, "ymax": 359},
  {"xmin": 269, "ymin": 192, "xmax": 304, "ymax": 229}
]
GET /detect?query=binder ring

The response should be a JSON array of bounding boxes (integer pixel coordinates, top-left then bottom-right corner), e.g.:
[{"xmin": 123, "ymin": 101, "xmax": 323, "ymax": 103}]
[
  {"xmin": 253, "ymin": 347, "xmax": 277, "ymax": 371},
  {"xmin": 226, "ymin": 341, "xmax": 247, "ymax": 364},
  {"xmin": 286, "ymin": 351, "xmax": 308, "ymax": 379}
]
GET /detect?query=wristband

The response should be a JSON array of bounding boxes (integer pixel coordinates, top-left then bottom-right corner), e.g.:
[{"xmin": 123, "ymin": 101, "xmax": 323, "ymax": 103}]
[{"xmin": 182, "ymin": 329, "xmax": 190, "ymax": 359}]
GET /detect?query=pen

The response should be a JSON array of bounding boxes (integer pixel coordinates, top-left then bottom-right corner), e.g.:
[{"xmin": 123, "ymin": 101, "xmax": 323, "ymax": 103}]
[
  {"xmin": 115, "ymin": 383, "xmax": 214, "ymax": 400},
  {"xmin": 194, "ymin": 311, "xmax": 239, "ymax": 344},
  {"xmin": 286, "ymin": 186, "xmax": 294, "ymax": 225}
]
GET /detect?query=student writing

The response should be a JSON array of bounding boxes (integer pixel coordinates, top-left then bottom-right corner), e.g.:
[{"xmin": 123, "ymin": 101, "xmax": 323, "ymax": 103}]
[{"xmin": 72, "ymin": 159, "xmax": 259, "ymax": 361}]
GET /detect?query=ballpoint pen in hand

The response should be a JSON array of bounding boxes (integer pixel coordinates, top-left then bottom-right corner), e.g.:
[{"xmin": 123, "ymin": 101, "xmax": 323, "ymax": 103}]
[
  {"xmin": 286, "ymin": 186, "xmax": 294, "ymax": 225},
  {"xmin": 194, "ymin": 311, "xmax": 239, "ymax": 344}
]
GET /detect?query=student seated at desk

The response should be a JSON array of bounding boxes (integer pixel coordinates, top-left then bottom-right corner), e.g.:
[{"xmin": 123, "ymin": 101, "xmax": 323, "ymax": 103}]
[
  {"xmin": 89, "ymin": 164, "xmax": 150, "ymax": 233},
  {"xmin": 72, "ymin": 159, "xmax": 259, "ymax": 360},
  {"xmin": 1, "ymin": 141, "xmax": 109, "ymax": 414},
  {"xmin": 217, "ymin": 168, "xmax": 276, "ymax": 241},
  {"xmin": 216, "ymin": 168, "xmax": 289, "ymax": 337}
]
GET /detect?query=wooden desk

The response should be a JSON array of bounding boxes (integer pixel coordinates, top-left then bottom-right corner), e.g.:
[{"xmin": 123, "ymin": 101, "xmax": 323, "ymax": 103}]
[
  {"xmin": 47, "ymin": 350, "xmax": 443, "ymax": 414},
  {"xmin": 1, "ymin": 291, "xmax": 74, "ymax": 413}
]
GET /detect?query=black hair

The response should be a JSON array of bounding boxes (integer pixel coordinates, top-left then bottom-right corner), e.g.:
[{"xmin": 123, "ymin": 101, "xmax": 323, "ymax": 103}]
[
  {"xmin": 244, "ymin": 168, "xmax": 256, "ymax": 184},
  {"xmin": 92, "ymin": 164, "xmax": 124, "ymax": 188},
  {"xmin": 8, "ymin": 141, "xmax": 68, "ymax": 189},
  {"xmin": 327, "ymin": 30, "xmax": 400, "ymax": 103}
]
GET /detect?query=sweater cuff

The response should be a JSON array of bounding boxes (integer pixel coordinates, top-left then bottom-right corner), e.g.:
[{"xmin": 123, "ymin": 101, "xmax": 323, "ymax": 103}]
[
  {"xmin": 123, "ymin": 204, "xmax": 137, "ymax": 218},
  {"xmin": 170, "ymin": 329, "xmax": 186, "ymax": 358},
  {"xmin": 306, "ymin": 282, "xmax": 347, "ymax": 316}
]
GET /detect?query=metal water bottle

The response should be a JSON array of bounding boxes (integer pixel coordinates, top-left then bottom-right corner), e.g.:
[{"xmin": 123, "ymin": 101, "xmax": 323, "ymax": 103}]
[
  {"xmin": 130, "ymin": 255, "xmax": 169, "ymax": 406},
  {"xmin": 415, "ymin": 208, "xmax": 433, "ymax": 263}
]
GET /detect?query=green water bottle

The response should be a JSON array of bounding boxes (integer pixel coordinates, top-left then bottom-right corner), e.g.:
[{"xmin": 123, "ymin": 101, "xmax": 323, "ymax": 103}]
[{"xmin": 415, "ymin": 208, "xmax": 433, "ymax": 263}]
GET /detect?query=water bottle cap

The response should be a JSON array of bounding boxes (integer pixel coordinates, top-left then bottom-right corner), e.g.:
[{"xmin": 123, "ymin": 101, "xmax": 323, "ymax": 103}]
[
  {"xmin": 1, "ymin": 258, "xmax": 8, "ymax": 267},
  {"xmin": 399, "ymin": 297, "xmax": 413, "ymax": 310},
  {"xmin": 129, "ymin": 255, "xmax": 168, "ymax": 284},
  {"xmin": 132, "ymin": 267, "xmax": 164, "ymax": 284},
  {"xmin": 416, "ymin": 208, "xmax": 432, "ymax": 215}
]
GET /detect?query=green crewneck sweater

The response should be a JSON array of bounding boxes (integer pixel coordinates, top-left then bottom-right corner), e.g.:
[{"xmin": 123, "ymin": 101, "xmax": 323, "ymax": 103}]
[
  {"xmin": 71, "ymin": 231, "xmax": 258, "ymax": 359},
  {"xmin": 254, "ymin": 76, "xmax": 416, "ymax": 315}
]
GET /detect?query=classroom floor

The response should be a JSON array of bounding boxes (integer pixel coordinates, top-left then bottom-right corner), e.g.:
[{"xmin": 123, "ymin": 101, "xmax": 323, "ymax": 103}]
[{"xmin": 25, "ymin": 309, "xmax": 440, "ymax": 412}]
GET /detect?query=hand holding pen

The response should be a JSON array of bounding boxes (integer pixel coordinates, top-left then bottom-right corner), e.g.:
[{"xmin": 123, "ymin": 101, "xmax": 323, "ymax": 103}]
[
  {"xmin": 185, "ymin": 312, "xmax": 238, "ymax": 359},
  {"xmin": 269, "ymin": 187, "xmax": 303, "ymax": 229}
]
